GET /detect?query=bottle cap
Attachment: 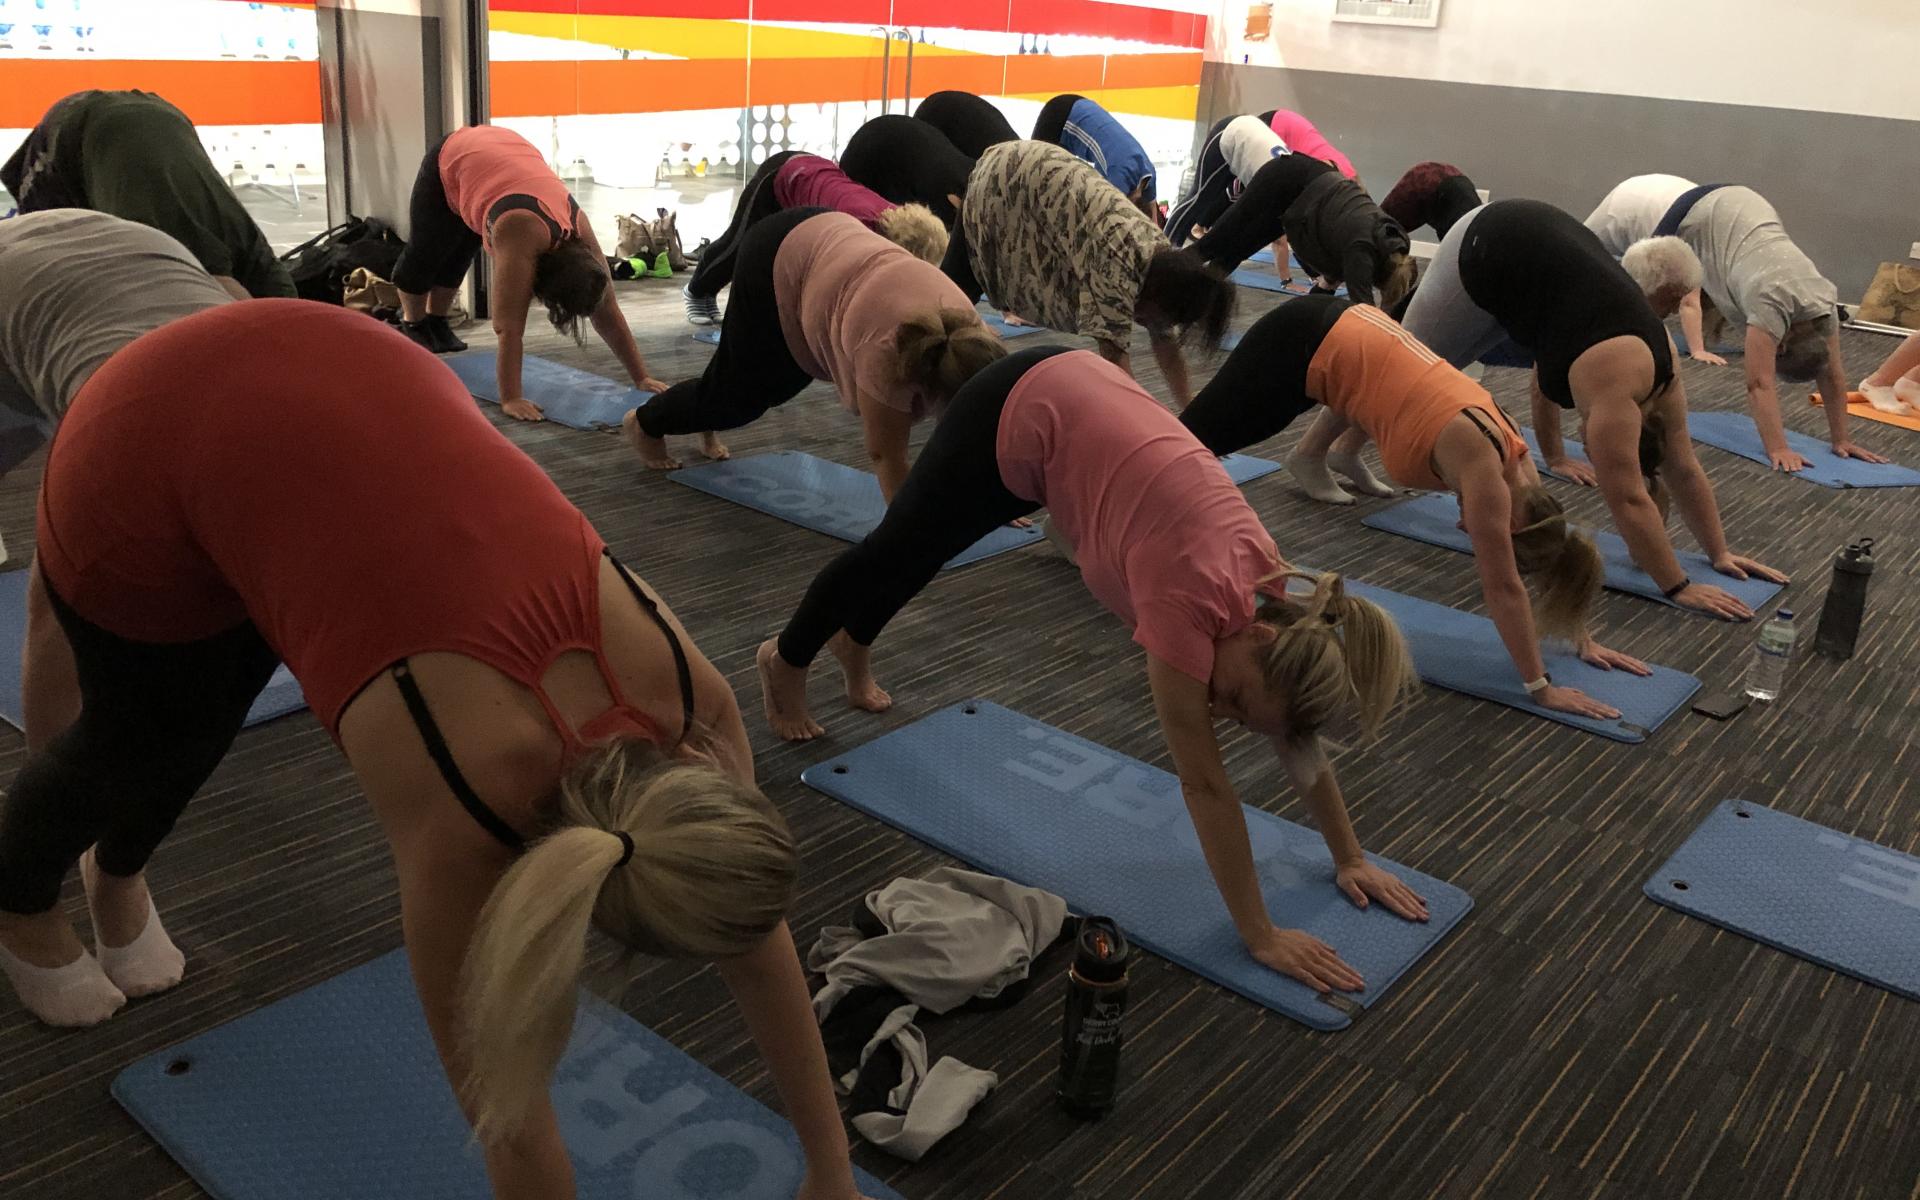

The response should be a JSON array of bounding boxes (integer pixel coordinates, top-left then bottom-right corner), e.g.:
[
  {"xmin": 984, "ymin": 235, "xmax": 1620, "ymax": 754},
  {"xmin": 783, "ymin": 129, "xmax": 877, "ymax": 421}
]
[
  {"xmin": 1072, "ymin": 916, "xmax": 1131, "ymax": 983},
  {"xmin": 1777, "ymin": 608, "xmax": 1795, "ymax": 621}
]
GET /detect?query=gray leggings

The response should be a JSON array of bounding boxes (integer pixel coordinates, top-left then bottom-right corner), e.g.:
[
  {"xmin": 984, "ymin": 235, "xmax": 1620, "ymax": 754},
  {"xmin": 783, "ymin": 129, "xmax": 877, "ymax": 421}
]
[{"xmin": 1398, "ymin": 202, "xmax": 1509, "ymax": 368}]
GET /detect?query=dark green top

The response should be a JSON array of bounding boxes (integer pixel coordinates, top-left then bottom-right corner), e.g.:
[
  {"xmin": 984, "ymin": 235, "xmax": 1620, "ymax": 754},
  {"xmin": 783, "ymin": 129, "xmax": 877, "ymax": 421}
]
[{"xmin": 1, "ymin": 90, "xmax": 295, "ymax": 299}]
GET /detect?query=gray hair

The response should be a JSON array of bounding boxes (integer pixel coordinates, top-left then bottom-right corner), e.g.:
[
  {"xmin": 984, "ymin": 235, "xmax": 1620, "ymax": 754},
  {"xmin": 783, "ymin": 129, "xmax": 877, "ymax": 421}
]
[{"xmin": 1621, "ymin": 236, "xmax": 1703, "ymax": 297}]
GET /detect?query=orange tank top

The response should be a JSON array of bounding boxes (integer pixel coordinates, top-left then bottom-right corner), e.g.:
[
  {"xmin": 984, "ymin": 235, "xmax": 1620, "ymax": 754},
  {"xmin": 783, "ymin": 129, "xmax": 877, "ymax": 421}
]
[
  {"xmin": 439, "ymin": 125, "xmax": 578, "ymax": 253},
  {"xmin": 1306, "ymin": 305, "xmax": 1525, "ymax": 491}
]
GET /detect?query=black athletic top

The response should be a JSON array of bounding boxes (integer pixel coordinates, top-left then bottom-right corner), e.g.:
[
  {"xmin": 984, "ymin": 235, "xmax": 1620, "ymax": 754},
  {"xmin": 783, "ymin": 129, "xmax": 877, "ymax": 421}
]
[
  {"xmin": 912, "ymin": 91, "xmax": 1019, "ymax": 160},
  {"xmin": 1283, "ymin": 169, "xmax": 1409, "ymax": 308},
  {"xmin": 1180, "ymin": 295, "xmax": 1352, "ymax": 456},
  {"xmin": 1458, "ymin": 199, "xmax": 1673, "ymax": 409},
  {"xmin": 839, "ymin": 114, "xmax": 975, "ymax": 228}
]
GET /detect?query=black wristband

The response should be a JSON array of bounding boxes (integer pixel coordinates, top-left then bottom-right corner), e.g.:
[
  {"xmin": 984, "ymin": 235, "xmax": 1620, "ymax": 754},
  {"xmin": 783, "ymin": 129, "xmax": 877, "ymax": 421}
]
[{"xmin": 1662, "ymin": 575, "xmax": 1691, "ymax": 599}]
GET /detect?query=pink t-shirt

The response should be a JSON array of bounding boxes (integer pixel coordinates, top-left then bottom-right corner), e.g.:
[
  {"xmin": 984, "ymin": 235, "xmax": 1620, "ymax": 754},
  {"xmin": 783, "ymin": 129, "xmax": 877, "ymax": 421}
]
[
  {"xmin": 773, "ymin": 154, "xmax": 892, "ymax": 231},
  {"xmin": 439, "ymin": 125, "xmax": 578, "ymax": 253},
  {"xmin": 995, "ymin": 351, "xmax": 1283, "ymax": 683},
  {"xmin": 1267, "ymin": 110, "xmax": 1357, "ymax": 180},
  {"xmin": 772, "ymin": 212, "xmax": 976, "ymax": 419}
]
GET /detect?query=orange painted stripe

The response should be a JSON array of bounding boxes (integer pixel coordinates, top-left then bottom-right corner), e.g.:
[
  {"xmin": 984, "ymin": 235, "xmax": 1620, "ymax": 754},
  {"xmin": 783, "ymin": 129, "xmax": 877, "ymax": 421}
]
[
  {"xmin": 1101, "ymin": 51, "xmax": 1204, "ymax": 91},
  {"xmin": 900, "ymin": 55, "xmax": 1011, "ymax": 98},
  {"xmin": 0, "ymin": 59, "xmax": 322, "ymax": 127}
]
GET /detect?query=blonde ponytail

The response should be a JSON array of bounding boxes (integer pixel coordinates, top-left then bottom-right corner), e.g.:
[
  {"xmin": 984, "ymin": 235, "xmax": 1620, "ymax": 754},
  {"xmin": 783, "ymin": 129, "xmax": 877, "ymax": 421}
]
[
  {"xmin": 1510, "ymin": 485, "xmax": 1603, "ymax": 642},
  {"xmin": 874, "ymin": 203, "xmax": 949, "ymax": 264},
  {"xmin": 893, "ymin": 306, "xmax": 1007, "ymax": 406},
  {"xmin": 1252, "ymin": 571, "xmax": 1416, "ymax": 741},
  {"xmin": 459, "ymin": 739, "xmax": 795, "ymax": 1144}
]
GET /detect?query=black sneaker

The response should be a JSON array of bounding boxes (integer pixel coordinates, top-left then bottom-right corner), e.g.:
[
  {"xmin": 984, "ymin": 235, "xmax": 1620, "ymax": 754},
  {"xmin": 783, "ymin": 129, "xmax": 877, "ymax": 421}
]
[
  {"xmin": 424, "ymin": 314, "xmax": 468, "ymax": 353},
  {"xmin": 398, "ymin": 319, "xmax": 438, "ymax": 352}
]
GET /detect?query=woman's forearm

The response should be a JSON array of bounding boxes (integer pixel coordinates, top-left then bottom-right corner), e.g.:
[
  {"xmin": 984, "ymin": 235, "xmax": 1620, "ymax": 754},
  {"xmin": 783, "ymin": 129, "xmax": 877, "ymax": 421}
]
[
  {"xmin": 1666, "ymin": 457, "xmax": 1731, "ymax": 561},
  {"xmin": 1180, "ymin": 783, "xmax": 1274, "ymax": 941}
]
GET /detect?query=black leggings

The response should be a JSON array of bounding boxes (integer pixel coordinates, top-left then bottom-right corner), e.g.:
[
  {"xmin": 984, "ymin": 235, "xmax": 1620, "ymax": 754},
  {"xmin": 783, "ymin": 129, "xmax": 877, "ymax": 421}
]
[
  {"xmin": 391, "ymin": 134, "xmax": 482, "ymax": 294},
  {"xmin": 636, "ymin": 207, "xmax": 819, "ymax": 438},
  {"xmin": 774, "ymin": 347, "xmax": 1068, "ymax": 668},
  {"xmin": 0, "ymin": 583, "xmax": 281, "ymax": 914},
  {"xmin": 685, "ymin": 150, "xmax": 800, "ymax": 300},
  {"xmin": 1179, "ymin": 296, "xmax": 1348, "ymax": 456},
  {"xmin": 911, "ymin": 92, "xmax": 1018, "ymax": 161},
  {"xmin": 1430, "ymin": 174, "xmax": 1483, "ymax": 240},
  {"xmin": 1167, "ymin": 117, "xmax": 1235, "ymax": 247},
  {"xmin": 939, "ymin": 215, "xmax": 982, "ymax": 302},
  {"xmin": 1188, "ymin": 153, "xmax": 1329, "ymax": 275},
  {"xmin": 1031, "ymin": 94, "xmax": 1084, "ymax": 148}
]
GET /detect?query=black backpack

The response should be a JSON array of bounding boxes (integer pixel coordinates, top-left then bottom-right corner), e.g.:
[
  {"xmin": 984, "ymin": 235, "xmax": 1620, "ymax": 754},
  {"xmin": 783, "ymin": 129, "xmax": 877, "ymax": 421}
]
[{"xmin": 280, "ymin": 217, "xmax": 406, "ymax": 305}]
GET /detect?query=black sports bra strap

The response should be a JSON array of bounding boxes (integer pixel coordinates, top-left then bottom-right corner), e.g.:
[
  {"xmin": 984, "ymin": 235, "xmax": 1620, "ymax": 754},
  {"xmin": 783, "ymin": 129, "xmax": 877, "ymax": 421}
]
[
  {"xmin": 391, "ymin": 661, "xmax": 528, "ymax": 853},
  {"xmin": 606, "ymin": 551, "xmax": 696, "ymax": 744}
]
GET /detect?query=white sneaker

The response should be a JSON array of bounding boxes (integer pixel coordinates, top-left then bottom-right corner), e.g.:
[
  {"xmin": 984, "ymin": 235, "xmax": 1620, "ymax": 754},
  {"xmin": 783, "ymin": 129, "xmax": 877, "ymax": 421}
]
[{"xmin": 682, "ymin": 287, "xmax": 720, "ymax": 327}]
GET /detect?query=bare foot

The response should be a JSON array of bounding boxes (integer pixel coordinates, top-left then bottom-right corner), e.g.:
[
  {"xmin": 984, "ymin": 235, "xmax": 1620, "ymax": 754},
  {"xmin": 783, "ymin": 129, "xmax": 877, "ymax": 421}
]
[
  {"xmin": 828, "ymin": 632, "xmax": 892, "ymax": 713},
  {"xmin": 624, "ymin": 409, "xmax": 681, "ymax": 470},
  {"xmin": 501, "ymin": 397, "xmax": 546, "ymax": 422},
  {"xmin": 700, "ymin": 431, "xmax": 731, "ymax": 461},
  {"xmin": 757, "ymin": 639, "xmax": 825, "ymax": 741}
]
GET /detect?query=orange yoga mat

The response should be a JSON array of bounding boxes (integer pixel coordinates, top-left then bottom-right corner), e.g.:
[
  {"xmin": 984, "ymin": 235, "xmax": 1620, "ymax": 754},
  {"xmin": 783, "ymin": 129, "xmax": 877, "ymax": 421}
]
[{"xmin": 1811, "ymin": 391, "xmax": 1920, "ymax": 432}]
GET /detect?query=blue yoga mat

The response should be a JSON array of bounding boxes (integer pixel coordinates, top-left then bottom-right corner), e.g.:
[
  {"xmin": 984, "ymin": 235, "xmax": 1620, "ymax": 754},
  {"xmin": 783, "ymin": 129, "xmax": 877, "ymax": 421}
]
[
  {"xmin": 978, "ymin": 307, "xmax": 1049, "ymax": 340},
  {"xmin": 802, "ymin": 701, "xmax": 1471, "ymax": 1030},
  {"xmin": 1686, "ymin": 411, "xmax": 1920, "ymax": 489},
  {"xmin": 689, "ymin": 328, "xmax": 721, "ymax": 345},
  {"xmin": 1521, "ymin": 427, "xmax": 1595, "ymax": 483},
  {"xmin": 445, "ymin": 352, "xmax": 651, "ymax": 431},
  {"xmin": 1646, "ymin": 801, "xmax": 1920, "ymax": 1001},
  {"xmin": 1670, "ymin": 329, "xmax": 1742, "ymax": 358},
  {"xmin": 0, "ymin": 570, "xmax": 305, "ymax": 731},
  {"xmin": 113, "ymin": 950, "xmax": 903, "ymax": 1200},
  {"xmin": 1219, "ymin": 453, "xmax": 1282, "ymax": 486},
  {"xmin": 1339, "ymin": 575, "xmax": 1701, "ymax": 741},
  {"xmin": 671, "ymin": 451, "xmax": 1042, "ymax": 569},
  {"xmin": 1361, "ymin": 492, "xmax": 1787, "ymax": 613}
]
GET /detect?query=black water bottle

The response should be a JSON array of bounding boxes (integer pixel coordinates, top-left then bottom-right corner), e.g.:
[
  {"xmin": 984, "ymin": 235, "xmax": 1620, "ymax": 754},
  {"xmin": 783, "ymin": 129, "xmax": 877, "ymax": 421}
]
[
  {"xmin": 1813, "ymin": 538, "xmax": 1876, "ymax": 660},
  {"xmin": 1057, "ymin": 916, "xmax": 1130, "ymax": 1118}
]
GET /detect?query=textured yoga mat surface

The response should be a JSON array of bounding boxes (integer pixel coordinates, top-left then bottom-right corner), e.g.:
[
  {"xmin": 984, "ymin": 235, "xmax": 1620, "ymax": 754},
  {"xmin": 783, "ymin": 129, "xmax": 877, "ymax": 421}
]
[
  {"xmin": 445, "ymin": 352, "xmax": 650, "ymax": 431},
  {"xmin": 0, "ymin": 570, "xmax": 306, "ymax": 730},
  {"xmin": 1361, "ymin": 492, "xmax": 1787, "ymax": 613},
  {"xmin": 1686, "ymin": 411, "xmax": 1920, "ymax": 489},
  {"xmin": 1646, "ymin": 801, "xmax": 1920, "ymax": 1001},
  {"xmin": 802, "ymin": 701, "xmax": 1472, "ymax": 1031},
  {"xmin": 114, "ymin": 950, "xmax": 904, "ymax": 1200},
  {"xmin": 1340, "ymin": 576, "xmax": 1701, "ymax": 742}
]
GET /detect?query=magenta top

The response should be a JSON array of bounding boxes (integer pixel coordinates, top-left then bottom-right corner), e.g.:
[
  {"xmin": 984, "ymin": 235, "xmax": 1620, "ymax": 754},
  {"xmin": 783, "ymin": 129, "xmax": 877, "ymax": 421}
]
[
  {"xmin": 774, "ymin": 154, "xmax": 893, "ymax": 230},
  {"xmin": 1267, "ymin": 110, "xmax": 1357, "ymax": 180}
]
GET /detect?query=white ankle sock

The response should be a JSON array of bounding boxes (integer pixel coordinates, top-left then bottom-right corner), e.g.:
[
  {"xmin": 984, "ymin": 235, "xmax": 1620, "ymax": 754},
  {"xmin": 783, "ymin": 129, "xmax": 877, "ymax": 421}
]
[
  {"xmin": 1895, "ymin": 377, "xmax": 1920, "ymax": 409},
  {"xmin": 0, "ymin": 943, "xmax": 126, "ymax": 1027},
  {"xmin": 92, "ymin": 895, "xmax": 185, "ymax": 1000},
  {"xmin": 1327, "ymin": 451, "xmax": 1397, "ymax": 497},
  {"xmin": 1286, "ymin": 448, "xmax": 1356, "ymax": 505},
  {"xmin": 1859, "ymin": 382, "xmax": 1906, "ymax": 413}
]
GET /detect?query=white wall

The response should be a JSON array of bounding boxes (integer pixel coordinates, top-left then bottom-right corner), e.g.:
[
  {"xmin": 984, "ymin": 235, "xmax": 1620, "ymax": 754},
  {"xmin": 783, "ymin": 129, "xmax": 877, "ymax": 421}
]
[{"xmin": 1209, "ymin": 0, "xmax": 1920, "ymax": 122}]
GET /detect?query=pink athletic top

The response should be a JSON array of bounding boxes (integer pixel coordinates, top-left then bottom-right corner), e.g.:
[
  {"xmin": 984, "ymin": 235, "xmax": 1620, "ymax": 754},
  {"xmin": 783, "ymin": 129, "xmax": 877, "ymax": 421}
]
[
  {"xmin": 996, "ymin": 351, "xmax": 1284, "ymax": 684},
  {"xmin": 39, "ymin": 301, "xmax": 664, "ymax": 751},
  {"xmin": 1267, "ymin": 110, "xmax": 1356, "ymax": 180},
  {"xmin": 439, "ymin": 125, "xmax": 579, "ymax": 253},
  {"xmin": 773, "ymin": 154, "xmax": 893, "ymax": 230},
  {"xmin": 772, "ymin": 212, "xmax": 976, "ymax": 420}
]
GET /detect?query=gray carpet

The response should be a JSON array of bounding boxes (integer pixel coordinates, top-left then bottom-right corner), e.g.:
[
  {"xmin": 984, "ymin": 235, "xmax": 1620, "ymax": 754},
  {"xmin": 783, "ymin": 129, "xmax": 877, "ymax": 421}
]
[{"xmin": 1, "ymin": 274, "xmax": 1916, "ymax": 1200}]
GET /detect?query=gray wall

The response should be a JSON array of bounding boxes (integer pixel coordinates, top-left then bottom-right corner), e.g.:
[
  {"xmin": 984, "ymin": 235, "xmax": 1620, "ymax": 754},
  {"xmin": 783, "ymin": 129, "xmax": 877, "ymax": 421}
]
[{"xmin": 1200, "ymin": 62, "xmax": 1920, "ymax": 300}]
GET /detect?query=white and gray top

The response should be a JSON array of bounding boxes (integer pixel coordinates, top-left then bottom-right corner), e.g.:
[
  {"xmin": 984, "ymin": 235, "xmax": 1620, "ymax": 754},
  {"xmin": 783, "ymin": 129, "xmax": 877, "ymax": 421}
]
[
  {"xmin": 1582, "ymin": 172, "xmax": 1694, "ymax": 256},
  {"xmin": 1680, "ymin": 187, "xmax": 1837, "ymax": 342},
  {"xmin": 1219, "ymin": 115, "xmax": 1289, "ymax": 186},
  {"xmin": 0, "ymin": 210, "xmax": 232, "ymax": 452}
]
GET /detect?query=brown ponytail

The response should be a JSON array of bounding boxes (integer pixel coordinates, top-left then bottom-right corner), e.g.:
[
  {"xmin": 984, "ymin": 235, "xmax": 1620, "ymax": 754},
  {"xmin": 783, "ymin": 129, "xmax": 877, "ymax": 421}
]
[
  {"xmin": 1251, "ymin": 570, "xmax": 1416, "ymax": 742},
  {"xmin": 1510, "ymin": 485, "xmax": 1603, "ymax": 642},
  {"xmin": 893, "ymin": 306, "xmax": 1007, "ymax": 405}
]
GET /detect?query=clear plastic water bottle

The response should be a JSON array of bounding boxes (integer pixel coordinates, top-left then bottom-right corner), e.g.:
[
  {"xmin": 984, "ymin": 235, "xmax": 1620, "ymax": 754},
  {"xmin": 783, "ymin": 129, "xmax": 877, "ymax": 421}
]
[{"xmin": 1745, "ymin": 608, "xmax": 1797, "ymax": 701}]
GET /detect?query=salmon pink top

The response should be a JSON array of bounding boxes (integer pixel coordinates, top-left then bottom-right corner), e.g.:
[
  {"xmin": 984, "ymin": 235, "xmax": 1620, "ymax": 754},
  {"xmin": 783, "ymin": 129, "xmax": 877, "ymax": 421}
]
[
  {"xmin": 440, "ymin": 125, "xmax": 579, "ymax": 253},
  {"xmin": 773, "ymin": 154, "xmax": 893, "ymax": 230},
  {"xmin": 996, "ymin": 351, "xmax": 1283, "ymax": 684}
]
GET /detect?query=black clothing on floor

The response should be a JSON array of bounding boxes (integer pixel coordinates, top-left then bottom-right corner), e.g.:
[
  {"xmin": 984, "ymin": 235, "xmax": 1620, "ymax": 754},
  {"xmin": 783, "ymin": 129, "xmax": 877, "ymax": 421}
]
[
  {"xmin": 633, "ymin": 207, "xmax": 821, "ymax": 438},
  {"xmin": 911, "ymin": 92, "xmax": 1019, "ymax": 160},
  {"xmin": 839, "ymin": 115, "xmax": 973, "ymax": 228},
  {"xmin": 1178, "ymin": 295, "xmax": 1351, "ymax": 456},
  {"xmin": 774, "ymin": 347, "xmax": 1069, "ymax": 668},
  {"xmin": 1459, "ymin": 199, "xmax": 1674, "ymax": 410},
  {"xmin": 683, "ymin": 149, "xmax": 801, "ymax": 300}
]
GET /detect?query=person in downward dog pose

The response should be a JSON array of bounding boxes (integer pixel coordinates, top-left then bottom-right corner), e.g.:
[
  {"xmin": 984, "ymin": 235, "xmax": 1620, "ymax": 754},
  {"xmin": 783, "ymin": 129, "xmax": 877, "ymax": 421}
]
[
  {"xmin": 627, "ymin": 209, "xmax": 1003, "ymax": 488},
  {"xmin": 1380, "ymin": 161, "xmax": 1483, "ymax": 242},
  {"xmin": 942, "ymin": 141, "xmax": 1233, "ymax": 407},
  {"xmin": 1030, "ymin": 93, "xmax": 1161, "ymax": 223},
  {"xmin": 390, "ymin": 124, "xmax": 667, "ymax": 420},
  {"xmin": 757, "ymin": 346, "xmax": 1428, "ymax": 994},
  {"xmin": 678, "ymin": 150, "xmax": 945, "ymax": 326},
  {"xmin": 837, "ymin": 114, "xmax": 976, "ymax": 229},
  {"xmin": 1259, "ymin": 108, "xmax": 1358, "ymax": 180},
  {"xmin": 0, "ymin": 300, "xmax": 870, "ymax": 1200},
  {"xmin": 1298, "ymin": 199, "xmax": 1788, "ymax": 620},
  {"xmin": 1167, "ymin": 114, "xmax": 1288, "ymax": 252},
  {"xmin": 1181, "ymin": 296, "xmax": 1647, "ymax": 718},
  {"xmin": 910, "ymin": 90, "xmax": 1019, "ymax": 160}
]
